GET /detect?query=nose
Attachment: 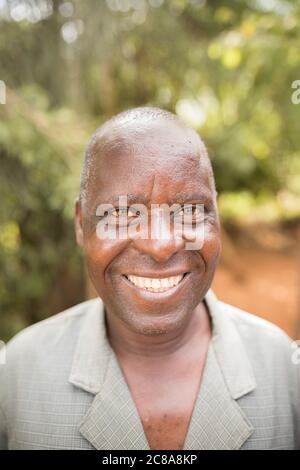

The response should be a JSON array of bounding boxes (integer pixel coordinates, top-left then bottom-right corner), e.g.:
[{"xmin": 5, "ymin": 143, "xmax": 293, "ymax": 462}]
[{"xmin": 131, "ymin": 209, "xmax": 185, "ymax": 263}]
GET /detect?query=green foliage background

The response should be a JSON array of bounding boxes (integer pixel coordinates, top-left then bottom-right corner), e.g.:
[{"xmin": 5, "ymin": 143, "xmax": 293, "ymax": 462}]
[{"xmin": 0, "ymin": 0, "xmax": 299, "ymax": 340}]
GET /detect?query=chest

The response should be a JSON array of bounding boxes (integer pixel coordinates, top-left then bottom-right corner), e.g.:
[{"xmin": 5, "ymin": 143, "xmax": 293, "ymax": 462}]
[
  {"xmin": 140, "ymin": 409, "xmax": 193, "ymax": 450},
  {"xmin": 120, "ymin": 362, "xmax": 205, "ymax": 450}
]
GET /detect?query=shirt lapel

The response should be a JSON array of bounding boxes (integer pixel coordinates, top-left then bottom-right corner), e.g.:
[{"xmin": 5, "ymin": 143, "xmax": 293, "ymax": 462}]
[
  {"xmin": 183, "ymin": 290, "xmax": 256, "ymax": 450},
  {"xmin": 68, "ymin": 298, "xmax": 149, "ymax": 450},
  {"xmin": 68, "ymin": 291, "xmax": 256, "ymax": 450},
  {"xmin": 79, "ymin": 350, "xmax": 149, "ymax": 450},
  {"xmin": 184, "ymin": 343, "xmax": 254, "ymax": 450}
]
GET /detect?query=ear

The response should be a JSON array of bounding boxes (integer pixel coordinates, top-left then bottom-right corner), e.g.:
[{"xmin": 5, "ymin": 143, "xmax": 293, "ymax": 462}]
[{"xmin": 75, "ymin": 197, "xmax": 84, "ymax": 247}]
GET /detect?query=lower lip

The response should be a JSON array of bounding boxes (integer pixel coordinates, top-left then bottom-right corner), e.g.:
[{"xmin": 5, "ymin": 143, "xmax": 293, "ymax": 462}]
[{"xmin": 121, "ymin": 273, "xmax": 191, "ymax": 300}]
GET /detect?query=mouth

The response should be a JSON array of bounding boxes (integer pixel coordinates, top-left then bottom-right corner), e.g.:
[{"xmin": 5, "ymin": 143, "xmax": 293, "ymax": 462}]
[{"xmin": 123, "ymin": 272, "xmax": 189, "ymax": 294}]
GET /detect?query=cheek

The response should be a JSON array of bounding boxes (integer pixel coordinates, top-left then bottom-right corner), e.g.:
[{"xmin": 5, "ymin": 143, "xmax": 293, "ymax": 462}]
[
  {"xmin": 183, "ymin": 220, "xmax": 221, "ymax": 263},
  {"xmin": 84, "ymin": 235, "xmax": 130, "ymax": 280},
  {"xmin": 200, "ymin": 225, "xmax": 221, "ymax": 268}
]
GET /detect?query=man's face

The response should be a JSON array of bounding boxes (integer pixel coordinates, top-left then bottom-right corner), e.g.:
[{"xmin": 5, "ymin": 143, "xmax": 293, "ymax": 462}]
[{"xmin": 75, "ymin": 119, "xmax": 221, "ymax": 335}]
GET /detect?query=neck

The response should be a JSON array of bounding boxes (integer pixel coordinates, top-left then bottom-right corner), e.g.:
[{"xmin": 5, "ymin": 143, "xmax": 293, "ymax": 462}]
[{"xmin": 105, "ymin": 301, "xmax": 211, "ymax": 359}]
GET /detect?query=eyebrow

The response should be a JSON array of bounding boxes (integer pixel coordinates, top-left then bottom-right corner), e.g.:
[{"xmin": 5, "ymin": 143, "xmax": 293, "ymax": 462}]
[
  {"xmin": 105, "ymin": 193, "xmax": 150, "ymax": 205},
  {"xmin": 174, "ymin": 191, "xmax": 211, "ymax": 204},
  {"xmin": 100, "ymin": 191, "xmax": 211, "ymax": 206}
]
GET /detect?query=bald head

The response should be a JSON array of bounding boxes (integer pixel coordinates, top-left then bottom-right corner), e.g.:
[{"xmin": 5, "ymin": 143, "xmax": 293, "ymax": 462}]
[{"xmin": 79, "ymin": 106, "xmax": 215, "ymax": 204}]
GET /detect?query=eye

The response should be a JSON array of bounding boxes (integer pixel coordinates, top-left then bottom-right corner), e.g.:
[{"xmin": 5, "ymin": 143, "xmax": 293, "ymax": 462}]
[
  {"xmin": 111, "ymin": 207, "xmax": 137, "ymax": 218},
  {"xmin": 176, "ymin": 204, "xmax": 204, "ymax": 218},
  {"xmin": 173, "ymin": 204, "xmax": 207, "ymax": 229}
]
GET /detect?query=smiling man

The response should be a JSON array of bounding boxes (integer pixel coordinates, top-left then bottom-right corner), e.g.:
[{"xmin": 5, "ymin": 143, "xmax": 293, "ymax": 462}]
[{"xmin": 0, "ymin": 107, "xmax": 299, "ymax": 450}]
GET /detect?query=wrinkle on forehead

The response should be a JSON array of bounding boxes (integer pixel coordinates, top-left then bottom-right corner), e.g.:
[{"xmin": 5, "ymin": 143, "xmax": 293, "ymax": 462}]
[{"xmin": 80, "ymin": 112, "xmax": 214, "ymax": 205}]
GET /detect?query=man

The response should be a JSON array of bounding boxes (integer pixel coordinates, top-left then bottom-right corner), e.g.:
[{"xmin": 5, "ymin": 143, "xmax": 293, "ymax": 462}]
[{"xmin": 0, "ymin": 107, "xmax": 299, "ymax": 450}]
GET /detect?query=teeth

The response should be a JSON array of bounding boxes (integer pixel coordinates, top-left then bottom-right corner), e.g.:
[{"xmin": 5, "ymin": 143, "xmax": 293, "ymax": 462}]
[{"xmin": 126, "ymin": 274, "xmax": 184, "ymax": 292}]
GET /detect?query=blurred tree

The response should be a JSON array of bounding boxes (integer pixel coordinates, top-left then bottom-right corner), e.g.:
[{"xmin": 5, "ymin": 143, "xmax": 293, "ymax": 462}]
[
  {"xmin": 0, "ymin": 86, "xmax": 90, "ymax": 339},
  {"xmin": 0, "ymin": 0, "xmax": 299, "ymax": 339}
]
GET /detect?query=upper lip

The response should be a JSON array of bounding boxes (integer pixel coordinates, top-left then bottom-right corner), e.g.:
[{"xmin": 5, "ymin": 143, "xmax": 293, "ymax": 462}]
[{"xmin": 123, "ymin": 271, "xmax": 189, "ymax": 278}]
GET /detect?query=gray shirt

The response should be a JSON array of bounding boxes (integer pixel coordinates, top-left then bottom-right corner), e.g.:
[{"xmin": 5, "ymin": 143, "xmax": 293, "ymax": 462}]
[{"xmin": 0, "ymin": 290, "xmax": 299, "ymax": 449}]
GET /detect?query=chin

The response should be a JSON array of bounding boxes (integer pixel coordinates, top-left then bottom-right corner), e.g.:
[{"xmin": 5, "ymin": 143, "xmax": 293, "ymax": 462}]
[{"xmin": 119, "ymin": 307, "xmax": 191, "ymax": 336}]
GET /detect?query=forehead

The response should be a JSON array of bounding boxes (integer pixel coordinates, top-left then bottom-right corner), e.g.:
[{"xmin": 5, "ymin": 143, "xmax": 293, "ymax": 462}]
[{"xmin": 85, "ymin": 119, "xmax": 212, "ymax": 205}]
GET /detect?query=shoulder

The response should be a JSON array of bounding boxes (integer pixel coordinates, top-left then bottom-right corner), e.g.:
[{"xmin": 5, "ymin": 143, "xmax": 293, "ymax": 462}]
[
  {"xmin": 4, "ymin": 298, "xmax": 101, "ymax": 364},
  {"xmin": 218, "ymin": 300, "xmax": 296, "ymax": 372},
  {"xmin": 219, "ymin": 300, "xmax": 293, "ymax": 346}
]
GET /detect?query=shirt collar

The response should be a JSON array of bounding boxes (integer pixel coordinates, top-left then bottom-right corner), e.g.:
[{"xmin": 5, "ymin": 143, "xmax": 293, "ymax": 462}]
[{"xmin": 69, "ymin": 290, "xmax": 256, "ymax": 398}]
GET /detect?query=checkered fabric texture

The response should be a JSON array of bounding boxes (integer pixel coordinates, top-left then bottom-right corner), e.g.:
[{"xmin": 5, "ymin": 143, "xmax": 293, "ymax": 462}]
[{"xmin": 0, "ymin": 291, "xmax": 299, "ymax": 449}]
